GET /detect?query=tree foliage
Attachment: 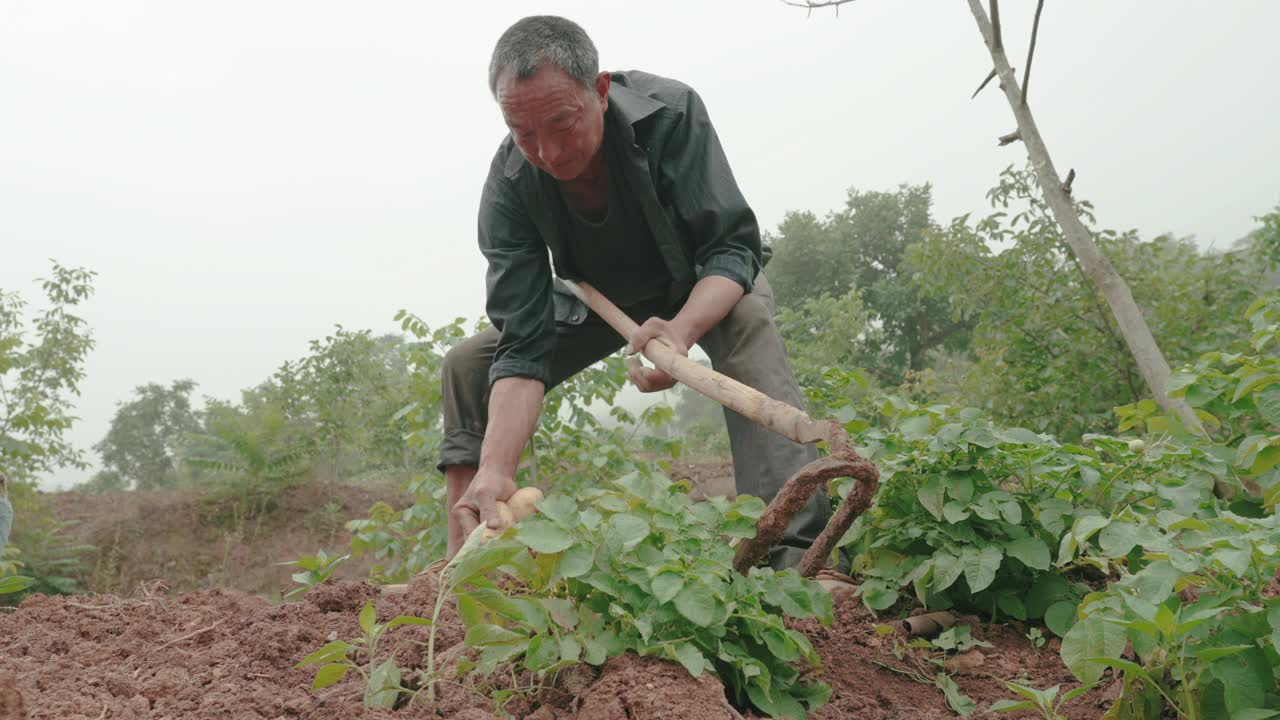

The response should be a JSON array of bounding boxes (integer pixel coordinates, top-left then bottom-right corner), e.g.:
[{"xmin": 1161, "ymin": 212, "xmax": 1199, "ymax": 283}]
[
  {"xmin": 92, "ymin": 379, "xmax": 201, "ymax": 490},
  {"xmin": 767, "ymin": 184, "xmax": 971, "ymax": 383},
  {"xmin": 909, "ymin": 166, "xmax": 1265, "ymax": 439},
  {"xmin": 0, "ymin": 262, "xmax": 96, "ymax": 483},
  {"xmin": 268, "ymin": 328, "xmax": 417, "ymax": 482}
]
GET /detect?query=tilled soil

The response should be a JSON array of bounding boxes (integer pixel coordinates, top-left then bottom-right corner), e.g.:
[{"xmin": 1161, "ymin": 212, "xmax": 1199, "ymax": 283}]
[{"xmin": 0, "ymin": 576, "xmax": 1114, "ymax": 719}]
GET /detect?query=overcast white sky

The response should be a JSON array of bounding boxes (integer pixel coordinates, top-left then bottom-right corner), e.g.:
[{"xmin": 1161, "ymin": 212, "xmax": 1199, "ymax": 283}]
[{"xmin": 3, "ymin": 1, "xmax": 1278, "ymax": 489}]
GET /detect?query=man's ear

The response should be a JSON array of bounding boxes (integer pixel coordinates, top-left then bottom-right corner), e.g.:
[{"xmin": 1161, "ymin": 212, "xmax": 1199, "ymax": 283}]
[{"xmin": 594, "ymin": 71, "xmax": 611, "ymax": 111}]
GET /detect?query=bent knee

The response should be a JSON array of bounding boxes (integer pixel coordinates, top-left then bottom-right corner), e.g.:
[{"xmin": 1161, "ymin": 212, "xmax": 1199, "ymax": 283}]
[{"xmin": 443, "ymin": 332, "xmax": 496, "ymax": 382}]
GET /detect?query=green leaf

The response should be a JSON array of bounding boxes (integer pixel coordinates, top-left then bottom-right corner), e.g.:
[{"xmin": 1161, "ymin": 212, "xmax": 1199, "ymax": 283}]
[
  {"xmin": 997, "ymin": 593, "xmax": 1026, "ymax": 620},
  {"xmin": 1250, "ymin": 445, "xmax": 1280, "ymax": 476},
  {"xmin": 364, "ymin": 658, "xmax": 401, "ymax": 709},
  {"xmin": 1190, "ymin": 645, "xmax": 1253, "ymax": 663},
  {"xmin": 558, "ymin": 635, "xmax": 582, "ymax": 663},
  {"xmin": 1209, "ymin": 647, "xmax": 1271, "ymax": 713},
  {"xmin": 990, "ymin": 699, "xmax": 1036, "ymax": 712},
  {"xmin": 1099, "ymin": 522, "xmax": 1141, "ymax": 558},
  {"xmin": 475, "ymin": 638, "xmax": 530, "ymax": 674},
  {"xmin": 943, "ymin": 500, "xmax": 971, "ymax": 523},
  {"xmin": 1073, "ymin": 515, "xmax": 1111, "ymax": 546},
  {"xmin": 918, "ymin": 476, "xmax": 945, "ymax": 521},
  {"xmin": 1233, "ymin": 371, "xmax": 1277, "ymax": 403},
  {"xmin": 899, "ymin": 414, "xmax": 933, "ymax": 440},
  {"xmin": 464, "ymin": 623, "xmax": 526, "ymax": 646},
  {"xmin": 514, "ymin": 518, "xmax": 575, "ymax": 553},
  {"xmin": 652, "ymin": 572, "xmax": 685, "ymax": 605},
  {"xmin": 541, "ymin": 598, "xmax": 578, "ymax": 629},
  {"xmin": 312, "ymin": 662, "xmax": 349, "ymax": 690},
  {"xmin": 537, "ymin": 494, "xmax": 579, "ymax": 526},
  {"xmin": 674, "ymin": 582, "xmax": 717, "ymax": 627},
  {"xmin": 1255, "ymin": 386, "xmax": 1280, "ymax": 426},
  {"xmin": 1233, "ymin": 711, "xmax": 1280, "ymax": 720},
  {"xmin": 931, "ymin": 551, "xmax": 964, "ymax": 592},
  {"xmin": 384, "ymin": 615, "xmax": 432, "ymax": 630},
  {"xmin": 961, "ymin": 545, "xmax": 1002, "ymax": 593},
  {"xmin": 935, "ymin": 673, "xmax": 976, "ymax": 716},
  {"xmin": 1213, "ymin": 548, "xmax": 1252, "ymax": 576},
  {"xmin": 995, "ymin": 427, "xmax": 1044, "ymax": 445},
  {"xmin": 746, "ymin": 678, "xmax": 808, "ymax": 720},
  {"xmin": 1087, "ymin": 656, "xmax": 1157, "ymax": 686},
  {"xmin": 558, "ymin": 544, "xmax": 595, "ymax": 578},
  {"xmin": 861, "ymin": 580, "xmax": 899, "ymax": 611},
  {"xmin": 963, "ymin": 424, "xmax": 997, "ymax": 448},
  {"xmin": 295, "ymin": 640, "xmax": 353, "ymax": 668},
  {"xmin": 672, "ymin": 642, "xmax": 706, "ymax": 677},
  {"xmin": 1060, "ymin": 613, "xmax": 1127, "ymax": 686},
  {"xmin": 1045, "ymin": 601, "xmax": 1078, "ymax": 637},
  {"xmin": 525, "ymin": 634, "xmax": 559, "ymax": 671},
  {"xmin": 1006, "ymin": 536, "xmax": 1051, "ymax": 570},
  {"xmin": 0, "ymin": 575, "xmax": 34, "ymax": 594},
  {"xmin": 1026, "ymin": 574, "xmax": 1070, "ymax": 619},
  {"xmin": 1236, "ymin": 435, "xmax": 1271, "ymax": 471},
  {"xmin": 603, "ymin": 514, "xmax": 651, "ymax": 551},
  {"xmin": 358, "ymin": 601, "xmax": 377, "ymax": 636},
  {"xmin": 582, "ymin": 635, "xmax": 609, "ymax": 665},
  {"xmin": 1154, "ymin": 605, "xmax": 1176, "ymax": 639}
]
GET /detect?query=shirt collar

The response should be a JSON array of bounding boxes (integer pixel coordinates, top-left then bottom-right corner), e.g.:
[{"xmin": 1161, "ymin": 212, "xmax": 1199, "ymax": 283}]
[{"xmin": 503, "ymin": 77, "xmax": 665, "ymax": 179}]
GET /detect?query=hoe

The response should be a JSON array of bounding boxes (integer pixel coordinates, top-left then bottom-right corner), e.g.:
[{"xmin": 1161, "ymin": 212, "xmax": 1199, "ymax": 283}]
[{"xmin": 563, "ymin": 281, "xmax": 880, "ymax": 578}]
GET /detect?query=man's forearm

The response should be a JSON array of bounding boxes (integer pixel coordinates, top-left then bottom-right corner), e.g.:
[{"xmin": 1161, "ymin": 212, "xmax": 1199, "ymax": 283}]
[
  {"xmin": 478, "ymin": 376, "xmax": 545, "ymax": 475},
  {"xmin": 670, "ymin": 275, "xmax": 745, "ymax": 347}
]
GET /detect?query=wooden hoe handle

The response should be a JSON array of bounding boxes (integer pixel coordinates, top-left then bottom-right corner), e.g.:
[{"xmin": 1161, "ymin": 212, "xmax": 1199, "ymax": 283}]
[{"xmin": 561, "ymin": 280, "xmax": 833, "ymax": 446}]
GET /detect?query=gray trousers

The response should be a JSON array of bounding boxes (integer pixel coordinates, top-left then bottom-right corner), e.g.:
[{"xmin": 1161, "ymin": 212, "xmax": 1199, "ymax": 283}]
[{"xmin": 438, "ymin": 273, "xmax": 828, "ymax": 569}]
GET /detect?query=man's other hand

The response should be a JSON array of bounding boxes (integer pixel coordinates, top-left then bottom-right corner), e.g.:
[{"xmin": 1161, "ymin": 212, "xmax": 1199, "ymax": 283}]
[
  {"xmin": 625, "ymin": 317, "xmax": 689, "ymax": 393},
  {"xmin": 449, "ymin": 468, "xmax": 518, "ymax": 554}
]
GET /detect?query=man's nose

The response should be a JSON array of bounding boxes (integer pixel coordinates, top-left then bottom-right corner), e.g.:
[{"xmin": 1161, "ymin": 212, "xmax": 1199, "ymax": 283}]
[{"xmin": 538, "ymin": 139, "xmax": 562, "ymax": 166}]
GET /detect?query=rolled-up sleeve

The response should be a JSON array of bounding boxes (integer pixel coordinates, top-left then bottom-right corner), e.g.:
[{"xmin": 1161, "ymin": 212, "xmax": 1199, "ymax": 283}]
[
  {"xmin": 478, "ymin": 168, "xmax": 555, "ymax": 387},
  {"xmin": 658, "ymin": 88, "xmax": 762, "ymax": 293}
]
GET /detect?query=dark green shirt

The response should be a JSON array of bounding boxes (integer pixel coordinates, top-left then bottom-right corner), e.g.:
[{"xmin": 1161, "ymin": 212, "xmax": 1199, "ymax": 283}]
[
  {"xmin": 477, "ymin": 70, "xmax": 763, "ymax": 386},
  {"xmin": 559, "ymin": 123, "xmax": 670, "ymax": 307}
]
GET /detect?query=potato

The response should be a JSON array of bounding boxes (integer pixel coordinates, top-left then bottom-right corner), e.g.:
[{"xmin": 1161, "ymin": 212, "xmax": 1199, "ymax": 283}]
[{"xmin": 506, "ymin": 487, "xmax": 544, "ymax": 521}]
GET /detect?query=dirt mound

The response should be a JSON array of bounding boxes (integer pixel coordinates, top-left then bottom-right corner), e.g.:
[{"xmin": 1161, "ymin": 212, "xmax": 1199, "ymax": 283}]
[
  {"xmin": 43, "ymin": 478, "xmax": 412, "ymax": 597},
  {"xmin": 0, "ymin": 571, "xmax": 1113, "ymax": 720}
]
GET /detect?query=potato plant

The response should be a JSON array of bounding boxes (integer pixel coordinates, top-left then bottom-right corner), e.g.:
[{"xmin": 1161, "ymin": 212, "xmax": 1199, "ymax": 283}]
[
  {"xmin": 453, "ymin": 467, "xmax": 833, "ymax": 720},
  {"xmin": 809, "ymin": 342, "xmax": 1280, "ymax": 716}
]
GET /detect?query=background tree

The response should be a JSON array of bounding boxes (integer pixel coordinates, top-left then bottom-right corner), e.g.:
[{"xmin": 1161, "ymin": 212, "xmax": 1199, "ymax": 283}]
[
  {"xmin": 786, "ymin": 0, "xmax": 1206, "ymax": 433},
  {"xmin": 0, "ymin": 262, "xmax": 96, "ymax": 483},
  {"xmin": 0, "ymin": 263, "xmax": 96, "ymax": 598},
  {"xmin": 767, "ymin": 184, "xmax": 972, "ymax": 384},
  {"xmin": 92, "ymin": 379, "xmax": 201, "ymax": 490},
  {"xmin": 909, "ymin": 165, "xmax": 1266, "ymax": 438},
  {"xmin": 775, "ymin": 288, "xmax": 876, "ymax": 390},
  {"xmin": 265, "ymin": 328, "xmax": 416, "ymax": 482}
]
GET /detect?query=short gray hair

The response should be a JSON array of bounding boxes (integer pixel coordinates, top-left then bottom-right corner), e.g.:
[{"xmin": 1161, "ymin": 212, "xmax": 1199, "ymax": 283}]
[{"xmin": 488, "ymin": 16, "xmax": 598, "ymax": 96}]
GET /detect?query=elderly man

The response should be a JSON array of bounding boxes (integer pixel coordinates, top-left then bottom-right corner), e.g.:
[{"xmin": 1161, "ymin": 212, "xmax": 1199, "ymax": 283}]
[{"xmin": 442, "ymin": 15, "xmax": 832, "ymax": 573}]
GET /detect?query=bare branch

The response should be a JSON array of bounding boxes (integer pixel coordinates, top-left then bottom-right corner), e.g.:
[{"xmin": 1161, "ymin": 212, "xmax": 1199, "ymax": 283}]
[
  {"xmin": 781, "ymin": 0, "xmax": 858, "ymax": 13},
  {"xmin": 1062, "ymin": 168, "xmax": 1076, "ymax": 195},
  {"xmin": 965, "ymin": 0, "xmax": 1205, "ymax": 435},
  {"xmin": 998, "ymin": 129, "xmax": 1022, "ymax": 146},
  {"xmin": 778, "ymin": 0, "xmax": 860, "ymax": 8},
  {"xmin": 971, "ymin": 67, "xmax": 998, "ymax": 99},
  {"xmin": 1021, "ymin": 0, "xmax": 1046, "ymax": 107},
  {"xmin": 989, "ymin": 0, "xmax": 1002, "ymax": 50}
]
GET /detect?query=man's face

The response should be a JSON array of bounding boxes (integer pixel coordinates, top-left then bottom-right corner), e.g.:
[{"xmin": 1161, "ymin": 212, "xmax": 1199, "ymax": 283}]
[{"xmin": 497, "ymin": 64, "xmax": 610, "ymax": 182}]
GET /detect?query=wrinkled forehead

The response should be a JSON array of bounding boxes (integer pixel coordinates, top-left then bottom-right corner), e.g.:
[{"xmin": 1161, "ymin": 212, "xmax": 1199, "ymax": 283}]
[{"xmin": 496, "ymin": 64, "xmax": 588, "ymax": 107}]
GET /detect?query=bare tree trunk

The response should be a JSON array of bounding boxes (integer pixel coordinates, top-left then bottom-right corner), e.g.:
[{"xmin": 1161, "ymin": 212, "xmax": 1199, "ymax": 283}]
[{"xmin": 965, "ymin": 0, "xmax": 1203, "ymax": 435}]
